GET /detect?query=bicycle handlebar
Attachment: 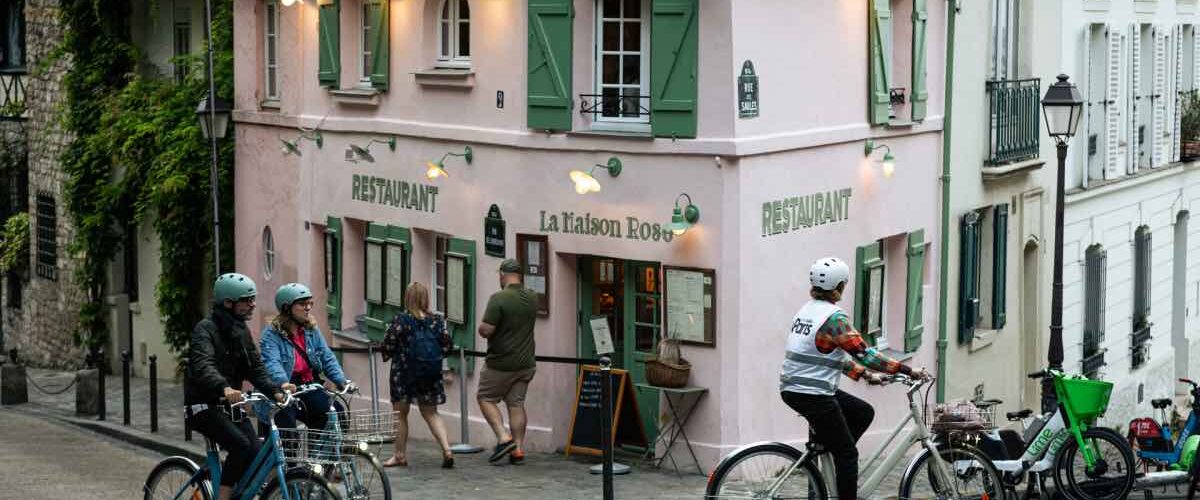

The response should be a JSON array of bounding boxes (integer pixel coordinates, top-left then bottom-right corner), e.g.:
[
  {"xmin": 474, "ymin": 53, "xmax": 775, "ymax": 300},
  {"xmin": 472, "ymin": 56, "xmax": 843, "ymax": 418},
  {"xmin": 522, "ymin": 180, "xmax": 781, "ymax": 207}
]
[
  {"xmin": 1027, "ymin": 370, "xmax": 1048, "ymax": 380},
  {"xmin": 1180, "ymin": 378, "xmax": 1199, "ymax": 389}
]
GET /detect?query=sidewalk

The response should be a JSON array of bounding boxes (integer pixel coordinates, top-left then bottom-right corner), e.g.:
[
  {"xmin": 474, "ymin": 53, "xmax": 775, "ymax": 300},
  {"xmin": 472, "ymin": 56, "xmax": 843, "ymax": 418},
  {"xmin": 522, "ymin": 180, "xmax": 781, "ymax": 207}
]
[{"xmin": 4, "ymin": 367, "xmax": 708, "ymax": 500}]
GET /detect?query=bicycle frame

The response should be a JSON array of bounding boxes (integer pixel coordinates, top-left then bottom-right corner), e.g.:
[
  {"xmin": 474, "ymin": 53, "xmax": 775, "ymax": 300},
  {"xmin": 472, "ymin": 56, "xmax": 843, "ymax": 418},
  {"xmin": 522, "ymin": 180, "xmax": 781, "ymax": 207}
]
[{"xmin": 1139, "ymin": 407, "xmax": 1200, "ymax": 465}]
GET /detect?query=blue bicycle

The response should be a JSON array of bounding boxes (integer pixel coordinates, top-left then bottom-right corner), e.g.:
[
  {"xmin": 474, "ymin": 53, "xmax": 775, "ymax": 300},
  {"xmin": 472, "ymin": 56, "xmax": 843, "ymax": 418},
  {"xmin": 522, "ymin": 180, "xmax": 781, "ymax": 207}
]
[
  {"xmin": 142, "ymin": 387, "xmax": 341, "ymax": 500},
  {"xmin": 1133, "ymin": 378, "xmax": 1200, "ymax": 470}
]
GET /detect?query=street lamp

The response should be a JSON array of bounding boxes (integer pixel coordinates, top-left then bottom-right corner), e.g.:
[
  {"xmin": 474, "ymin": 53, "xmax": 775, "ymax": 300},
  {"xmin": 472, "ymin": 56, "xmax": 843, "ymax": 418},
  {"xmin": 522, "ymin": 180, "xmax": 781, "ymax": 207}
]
[
  {"xmin": 200, "ymin": 0, "xmax": 226, "ymax": 276},
  {"xmin": 1039, "ymin": 74, "xmax": 1084, "ymax": 413},
  {"xmin": 196, "ymin": 94, "xmax": 232, "ymax": 140}
]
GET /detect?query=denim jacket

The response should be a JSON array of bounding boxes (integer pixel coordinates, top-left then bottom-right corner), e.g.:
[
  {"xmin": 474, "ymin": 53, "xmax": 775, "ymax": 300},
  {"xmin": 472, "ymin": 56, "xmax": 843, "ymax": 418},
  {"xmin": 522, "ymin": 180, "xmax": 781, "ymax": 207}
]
[{"xmin": 259, "ymin": 324, "xmax": 348, "ymax": 388}]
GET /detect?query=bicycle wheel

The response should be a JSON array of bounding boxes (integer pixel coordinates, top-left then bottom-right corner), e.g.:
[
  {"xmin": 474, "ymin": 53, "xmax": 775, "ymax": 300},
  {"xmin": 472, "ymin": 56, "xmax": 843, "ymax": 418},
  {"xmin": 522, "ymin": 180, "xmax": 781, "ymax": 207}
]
[
  {"xmin": 143, "ymin": 456, "xmax": 212, "ymax": 500},
  {"xmin": 335, "ymin": 449, "xmax": 390, "ymax": 500},
  {"xmin": 705, "ymin": 442, "xmax": 827, "ymax": 499},
  {"xmin": 260, "ymin": 469, "xmax": 341, "ymax": 500},
  {"xmin": 1052, "ymin": 427, "xmax": 1134, "ymax": 500},
  {"xmin": 899, "ymin": 444, "xmax": 1004, "ymax": 500}
]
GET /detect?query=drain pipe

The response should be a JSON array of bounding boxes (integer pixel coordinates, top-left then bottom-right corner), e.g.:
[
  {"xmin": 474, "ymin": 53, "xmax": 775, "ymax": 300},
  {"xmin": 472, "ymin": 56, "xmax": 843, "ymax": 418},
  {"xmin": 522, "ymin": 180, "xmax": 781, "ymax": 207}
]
[{"xmin": 935, "ymin": 0, "xmax": 960, "ymax": 403}]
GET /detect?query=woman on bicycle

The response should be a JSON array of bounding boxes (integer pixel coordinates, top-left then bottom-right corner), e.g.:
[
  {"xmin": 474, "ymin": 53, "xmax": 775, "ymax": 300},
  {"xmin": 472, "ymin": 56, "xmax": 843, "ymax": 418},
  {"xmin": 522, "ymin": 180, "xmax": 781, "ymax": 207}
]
[
  {"xmin": 781, "ymin": 257, "xmax": 929, "ymax": 500},
  {"xmin": 380, "ymin": 282, "xmax": 455, "ymax": 469},
  {"xmin": 185, "ymin": 273, "xmax": 293, "ymax": 500},
  {"xmin": 257, "ymin": 283, "xmax": 350, "ymax": 439}
]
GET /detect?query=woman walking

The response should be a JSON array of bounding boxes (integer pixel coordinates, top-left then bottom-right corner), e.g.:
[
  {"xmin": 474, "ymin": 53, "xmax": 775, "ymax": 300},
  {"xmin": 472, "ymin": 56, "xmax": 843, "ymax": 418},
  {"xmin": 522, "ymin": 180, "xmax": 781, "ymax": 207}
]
[{"xmin": 380, "ymin": 282, "xmax": 455, "ymax": 468}]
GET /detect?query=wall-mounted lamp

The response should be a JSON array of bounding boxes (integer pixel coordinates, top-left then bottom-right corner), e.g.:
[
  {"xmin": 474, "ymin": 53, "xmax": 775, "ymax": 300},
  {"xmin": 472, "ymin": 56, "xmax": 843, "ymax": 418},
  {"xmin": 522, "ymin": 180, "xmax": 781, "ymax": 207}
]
[
  {"xmin": 280, "ymin": 131, "xmax": 323, "ymax": 157},
  {"xmin": 346, "ymin": 136, "xmax": 397, "ymax": 164},
  {"xmin": 425, "ymin": 146, "xmax": 474, "ymax": 179},
  {"xmin": 864, "ymin": 139, "xmax": 896, "ymax": 177},
  {"xmin": 280, "ymin": 0, "xmax": 299, "ymax": 6},
  {"xmin": 569, "ymin": 157, "xmax": 622, "ymax": 194},
  {"xmin": 664, "ymin": 193, "xmax": 701, "ymax": 236}
]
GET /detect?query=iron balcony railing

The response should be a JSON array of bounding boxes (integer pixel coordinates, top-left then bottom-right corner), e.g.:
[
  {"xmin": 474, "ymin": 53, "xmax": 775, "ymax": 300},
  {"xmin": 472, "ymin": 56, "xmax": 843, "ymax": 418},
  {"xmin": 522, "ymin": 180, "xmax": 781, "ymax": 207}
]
[
  {"xmin": 1131, "ymin": 324, "xmax": 1152, "ymax": 369},
  {"xmin": 986, "ymin": 78, "xmax": 1040, "ymax": 165},
  {"xmin": 579, "ymin": 93, "xmax": 650, "ymax": 119},
  {"xmin": 0, "ymin": 68, "xmax": 26, "ymax": 121},
  {"xmin": 1082, "ymin": 329, "xmax": 1106, "ymax": 379}
]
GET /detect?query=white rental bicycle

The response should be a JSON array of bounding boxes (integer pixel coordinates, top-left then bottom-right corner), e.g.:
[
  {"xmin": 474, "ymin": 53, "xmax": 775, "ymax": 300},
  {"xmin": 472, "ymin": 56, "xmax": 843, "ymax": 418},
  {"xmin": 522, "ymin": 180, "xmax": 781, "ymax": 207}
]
[{"xmin": 705, "ymin": 374, "xmax": 1004, "ymax": 500}]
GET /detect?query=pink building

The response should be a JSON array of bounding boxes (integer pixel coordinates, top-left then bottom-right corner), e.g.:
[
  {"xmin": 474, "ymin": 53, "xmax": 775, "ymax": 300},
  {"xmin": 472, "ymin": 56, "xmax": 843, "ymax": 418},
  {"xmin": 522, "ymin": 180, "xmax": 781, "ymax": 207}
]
[{"xmin": 232, "ymin": 0, "xmax": 946, "ymax": 470}]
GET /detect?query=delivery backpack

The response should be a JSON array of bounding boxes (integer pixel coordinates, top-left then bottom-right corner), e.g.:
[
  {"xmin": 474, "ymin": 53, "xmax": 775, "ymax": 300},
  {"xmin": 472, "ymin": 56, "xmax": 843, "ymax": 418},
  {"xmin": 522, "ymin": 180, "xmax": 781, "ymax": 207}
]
[{"xmin": 1128, "ymin": 417, "xmax": 1173, "ymax": 452}]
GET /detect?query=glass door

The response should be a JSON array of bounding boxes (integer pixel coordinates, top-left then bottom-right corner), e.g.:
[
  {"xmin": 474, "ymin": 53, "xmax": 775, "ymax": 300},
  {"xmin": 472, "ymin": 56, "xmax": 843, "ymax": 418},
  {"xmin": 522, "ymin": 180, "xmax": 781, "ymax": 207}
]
[{"xmin": 625, "ymin": 261, "xmax": 661, "ymax": 445}]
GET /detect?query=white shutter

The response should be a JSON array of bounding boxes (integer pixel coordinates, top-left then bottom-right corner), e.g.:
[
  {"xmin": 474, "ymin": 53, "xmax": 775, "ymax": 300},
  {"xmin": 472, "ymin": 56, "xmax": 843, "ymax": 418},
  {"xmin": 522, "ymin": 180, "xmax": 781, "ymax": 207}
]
[
  {"xmin": 1105, "ymin": 25, "xmax": 1123, "ymax": 180},
  {"xmin": 1131, "ymin": 23, "xmax": 1142, "ymax": 174},
  {"xmin": 1154, "ymin": 25, "xmax": 1168, "ymax": 168},
  {"xmin": 1194, "ymin": 24, "xmax": 1200, "ymax": 92},
  {"xmin": 1176, "ymin": 24, "xmax": 1185, "ymax": 163}
]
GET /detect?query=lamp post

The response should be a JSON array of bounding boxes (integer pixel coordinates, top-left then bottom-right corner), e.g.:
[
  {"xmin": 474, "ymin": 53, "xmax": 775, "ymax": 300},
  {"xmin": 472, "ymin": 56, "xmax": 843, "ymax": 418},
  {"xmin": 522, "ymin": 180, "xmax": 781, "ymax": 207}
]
[
  {"xmin": 1039, "ymin": 74, "xmax": 1084, "ymax": 413},
  {"xmin": 196, "ymin": 0, "xmax": 231, "ymax": 276}
]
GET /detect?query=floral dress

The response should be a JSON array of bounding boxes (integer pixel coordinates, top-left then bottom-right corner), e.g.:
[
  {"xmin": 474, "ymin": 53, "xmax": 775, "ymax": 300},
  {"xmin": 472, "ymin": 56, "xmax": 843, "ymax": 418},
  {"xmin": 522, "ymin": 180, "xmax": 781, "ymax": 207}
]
[{"xmin": 381, "ymin": 312, "xmax": 451, "ymax": 405}]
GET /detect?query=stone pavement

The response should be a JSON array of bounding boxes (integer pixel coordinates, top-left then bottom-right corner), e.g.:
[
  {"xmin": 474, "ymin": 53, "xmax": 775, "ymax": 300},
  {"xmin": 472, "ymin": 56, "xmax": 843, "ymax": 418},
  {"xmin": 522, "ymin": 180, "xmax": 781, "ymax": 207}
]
[{"xmin": 5, "ymin": 367, "xmax": 709, "ymax": 500}]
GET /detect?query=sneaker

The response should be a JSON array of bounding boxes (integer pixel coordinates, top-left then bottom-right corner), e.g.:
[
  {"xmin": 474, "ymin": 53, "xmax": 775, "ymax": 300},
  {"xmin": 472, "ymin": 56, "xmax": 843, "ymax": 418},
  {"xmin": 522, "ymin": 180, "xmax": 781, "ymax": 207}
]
[
  {"xmin": 488, "ymin": 440, "xmax": 517, "ymax": 463},
  {"xmin": 509, "ymin": 450, "xmax": 525, "ymax": 465}
]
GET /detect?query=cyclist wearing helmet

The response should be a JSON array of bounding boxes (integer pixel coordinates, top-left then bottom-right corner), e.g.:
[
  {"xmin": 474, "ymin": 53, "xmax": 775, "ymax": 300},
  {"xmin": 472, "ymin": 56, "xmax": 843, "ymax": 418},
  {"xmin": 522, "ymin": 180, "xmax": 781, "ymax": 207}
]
[
  {"xmin": 780, "ymin": 257, "xmax": 929, "ymax": 500},
  {"xmin": 257, "ymin": 282, "xmax": 350, "ymax": 437},
  {"xmin": 185, "ymin": 273, "xmax": 293, "ymax": 500}
]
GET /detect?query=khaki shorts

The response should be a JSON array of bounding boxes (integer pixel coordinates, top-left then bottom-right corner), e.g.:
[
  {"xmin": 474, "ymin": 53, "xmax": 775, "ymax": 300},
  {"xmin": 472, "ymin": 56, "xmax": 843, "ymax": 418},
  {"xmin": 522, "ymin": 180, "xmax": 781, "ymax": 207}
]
[{"xmin": 477, "ymin": 366, "xmax": 537, "ymax": 406}]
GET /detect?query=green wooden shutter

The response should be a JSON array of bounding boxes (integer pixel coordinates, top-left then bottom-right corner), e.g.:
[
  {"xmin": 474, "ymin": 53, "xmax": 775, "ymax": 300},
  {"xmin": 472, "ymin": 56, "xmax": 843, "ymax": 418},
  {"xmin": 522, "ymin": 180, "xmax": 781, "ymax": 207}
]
[
  {"xmin": 446, "ymin": 238, "xmax": 476, "ymax": 374},
  {"xmin": 325, "ymin": 216, "xmax": 343, "ymax": 331},
  {"xmin": 527, "ymin": 0, "xmax": 573, "ymax": 131},
  {"xmin": 992, "ymin": 204, "xmax": 1009, "ymax": 329},
  {"xmin": 854, "ymin": 241, "xmax": 883, "ymax": 346},
  {"xmin": 318, "ymin": 0, "xmax": 340, "ymax": 87},
  {"xmin": 904, "ymin": 229, "xmax": 926, "ymax": 352},
  {"xmin": 369, "ymin": 0, "xmax": 389, "ymax": 89},
  {"xmin": 959, "ymin": 212, "xmax": 981, "ymax": 344},
  {"xmin": 868, "ymin": 0, "xmax": 892, "ymax": 125},
  {"xmin": 910, "ymin": 0, "xmax": 928, "ymax": 121},
  {"xmin": 651, "ymin": 0, "xmax": 699, "ymax": 139},
  {"xmin": 364, "ymin": 224, "xmax": 409, "ymax": 341}
]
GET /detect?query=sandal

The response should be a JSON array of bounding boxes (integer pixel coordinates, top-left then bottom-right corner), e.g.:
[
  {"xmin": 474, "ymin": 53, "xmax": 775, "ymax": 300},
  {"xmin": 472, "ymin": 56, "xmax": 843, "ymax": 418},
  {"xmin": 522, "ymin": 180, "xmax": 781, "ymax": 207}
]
[{"xmin": 382, "ymin": 455, "xmax": 408, "ymax": 467}]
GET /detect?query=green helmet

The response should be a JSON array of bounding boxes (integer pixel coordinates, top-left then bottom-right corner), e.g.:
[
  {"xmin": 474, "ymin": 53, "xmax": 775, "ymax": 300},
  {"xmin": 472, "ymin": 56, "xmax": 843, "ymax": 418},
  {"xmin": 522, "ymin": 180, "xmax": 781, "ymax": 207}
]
[
  {"xmin": 275, "ymin": 283, "xmax": 314, "ymax": 312},
  {"xmin": 214, "ymin": 273, "xmax": 257, "ymax": 303}
]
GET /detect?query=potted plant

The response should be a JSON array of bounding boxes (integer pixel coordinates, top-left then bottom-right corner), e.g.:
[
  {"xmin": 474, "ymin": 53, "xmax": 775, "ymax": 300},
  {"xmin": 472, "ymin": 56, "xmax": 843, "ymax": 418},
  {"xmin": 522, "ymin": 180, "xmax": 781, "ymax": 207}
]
[{"xmin": 1181, "ymin": 90, "xmax": 1200, "ymax": 162}]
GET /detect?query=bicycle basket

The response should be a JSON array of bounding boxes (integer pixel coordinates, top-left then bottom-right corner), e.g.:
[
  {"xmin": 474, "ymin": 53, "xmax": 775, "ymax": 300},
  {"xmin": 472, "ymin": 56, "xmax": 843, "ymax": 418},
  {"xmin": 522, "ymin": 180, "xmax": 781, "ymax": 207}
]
[
  {"xmin": 280, "ymin": 428, "xmax": 355, "ymax": 467},
  {"xmin": 928, "ymin": 401, "xmax": 995, "ymax": 433},
  {"xmin": 1054, "ymin": 375, "xmax": 1113, "ymax": 423}
]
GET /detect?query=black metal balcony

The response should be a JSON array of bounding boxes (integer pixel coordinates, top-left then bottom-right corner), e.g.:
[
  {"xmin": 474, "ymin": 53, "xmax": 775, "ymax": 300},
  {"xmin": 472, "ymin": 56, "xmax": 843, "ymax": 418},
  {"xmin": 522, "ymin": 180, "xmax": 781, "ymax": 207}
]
[
  {"xmin": 0, "ymin": 68, "xmax": 26, "ymax": 121},
  {"xmin": 986, "ymin": 78, "xmax": 1040, "ymax": 165},
  {"xmin": 579, "ymin": 93, "xmax": 650, "ymax": 119}
]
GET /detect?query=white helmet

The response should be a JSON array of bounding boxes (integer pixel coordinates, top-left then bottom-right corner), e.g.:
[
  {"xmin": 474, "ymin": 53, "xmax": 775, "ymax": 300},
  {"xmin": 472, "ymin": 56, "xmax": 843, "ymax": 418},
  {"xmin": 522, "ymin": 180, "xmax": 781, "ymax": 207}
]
[{"xmin": 810, "ymin": 257, "xmax": 850, "ymax": 291}]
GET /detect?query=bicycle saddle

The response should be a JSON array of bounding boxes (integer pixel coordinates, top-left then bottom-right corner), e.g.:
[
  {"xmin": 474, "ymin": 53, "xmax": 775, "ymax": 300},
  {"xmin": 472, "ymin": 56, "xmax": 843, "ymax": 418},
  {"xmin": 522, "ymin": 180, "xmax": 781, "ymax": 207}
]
[
  {"xmin": 1151, "ymin": 398, "xmax": 1173, "ymax": 409},
  {"xmin": 1006, "ymin": 409, "xmax": 1033, "ymax": 421}
]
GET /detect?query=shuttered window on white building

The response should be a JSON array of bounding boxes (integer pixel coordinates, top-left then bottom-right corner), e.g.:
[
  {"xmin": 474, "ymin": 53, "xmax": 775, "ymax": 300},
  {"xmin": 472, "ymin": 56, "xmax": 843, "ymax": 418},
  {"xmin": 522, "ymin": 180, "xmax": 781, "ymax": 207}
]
[
  {"xmin": 1131, "ymin": 226, "xmax": 1152, "ymax": 369},
  {"xmin": 1083, "ymin": 244, "xmax": 1107, "ymax": 379}
]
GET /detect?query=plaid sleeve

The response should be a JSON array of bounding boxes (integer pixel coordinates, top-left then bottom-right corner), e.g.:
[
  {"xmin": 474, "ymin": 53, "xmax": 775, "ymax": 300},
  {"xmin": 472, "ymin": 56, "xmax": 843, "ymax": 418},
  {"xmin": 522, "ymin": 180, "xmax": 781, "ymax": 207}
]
[{"xmin": 820, "ymin": 312, "xmax": 910, "ymax": 376}]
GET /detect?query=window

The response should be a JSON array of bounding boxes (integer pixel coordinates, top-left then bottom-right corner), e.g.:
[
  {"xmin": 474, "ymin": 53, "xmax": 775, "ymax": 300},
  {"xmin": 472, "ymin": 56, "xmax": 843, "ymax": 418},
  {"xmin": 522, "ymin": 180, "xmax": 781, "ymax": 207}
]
[
  {"xmin": 1083, "ymin": 244, "xmax": 1108, "ymax": 378},
  {"xmin": 264, "ymin": 0, "xmax": 279, "ymax": 100},
  {"xmin": 0, "ymin": 0, "xmax": 24, "ymax": 70},
  {"xmin": 989, "ymin": 0, "xmax": 1018, "ymax": 81},
  {"xmin": 958, "ymin": 204, "xmax": 1008, "ymax": 343},
  {"xmin": 437, "ymin": 0, "xmax": 470, "ymax": 67},
  {"xmin": 1131, "ymin": 226, "xmax": 1152, "ymax": 368},
  {"xmin": 591, "ymin": 0, "xmax": 650, "ymax": 127},
  {"xmin": 173, "ymin": 19, "xmax": 191, "ymax": 84},
  {"xmin": 433, "ymin": 236, "xmax": 448, "ymax": 313},
  {"xmin": 35, "ymin": 193, "xmax": 55, "ymax": 281},
  {"xmin": 364, "ymin": 223, "xmax": 410, "ymax": 339},
  {"xmin": 517, "ymin": 234, "xmax": 549, "ymax": 315},
  {"xmin": 324, "ymin": 216, "xmax": 343, "ymax": 329},
  {"xmin": 365, "ymin": 239, "xmax": 383, "ymax": 304},
  {"xmin": 868, "ymin": 0, "xmax": 929, "ymax": 124},
  {"xmin": 262, "ymin": 226, "xmax": 275, "ymax": 280},
  {"xmin": 360, "ymin": 0, "xmax": 380, "ymax": 83},
  {"xmin": 856, "ymin": 241, "xmax": 885, "ymax": 346}
]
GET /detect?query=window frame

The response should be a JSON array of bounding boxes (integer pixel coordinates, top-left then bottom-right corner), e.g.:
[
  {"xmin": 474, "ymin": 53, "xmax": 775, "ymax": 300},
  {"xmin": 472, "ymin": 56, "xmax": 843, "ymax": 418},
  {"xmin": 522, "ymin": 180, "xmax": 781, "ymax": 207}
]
[
  {"xmin": 433, "ymin": 235, "xmax": 448, "ymax": 314},
  {"xmin": 591, "ymin": 0, "xmax": 651, "ymax": 128},
  {"xmin": 1082, "ymin": 244, "xmax": 1108, "ymax": 378},
  {"xmin": 35, "ymin": 193, "xmax": 56, "ymax": 281},
  {"xmin": 0, "ymin": 0, "xmax": 26, "ymax": 70},
  {"xmin": 516, "ymin": 233, "xmax": 550, "ymax": 315},
  {"xmin": 262, "ymin": 226, "xmax": 275, "ymax": 280},
  {"xmin": 359, "ymin": 0, "xmax": 382, "ymax": 85},
  {"xmin": 173, "ymin": 20, "xmax": 191, "ymax": 84},
  {"xmin": 264, "ymin": 0, "xmax": 280, "ymax": 101},
  {"xmin": 988, "ymin": 0, "xmax": 1019, "ymax": 81},
  {"xmin": 436, "ymin": 0, "xmax": 471, "ymax": 68},
  {"xmin": 1131, "ymin": 226, "xmax": 1152, "ymax": 369}
]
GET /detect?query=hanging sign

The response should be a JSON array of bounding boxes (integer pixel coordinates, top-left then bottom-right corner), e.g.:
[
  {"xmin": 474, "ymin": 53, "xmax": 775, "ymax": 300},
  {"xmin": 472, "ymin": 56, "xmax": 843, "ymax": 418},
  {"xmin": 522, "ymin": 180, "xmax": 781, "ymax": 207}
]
[
  {"xmin": 738, "ymin": 60, "xmax": 760, "ymax": 119},
  {"xmin": 484, "ymin": 204, "xmax": 506, "ymax": 257}
]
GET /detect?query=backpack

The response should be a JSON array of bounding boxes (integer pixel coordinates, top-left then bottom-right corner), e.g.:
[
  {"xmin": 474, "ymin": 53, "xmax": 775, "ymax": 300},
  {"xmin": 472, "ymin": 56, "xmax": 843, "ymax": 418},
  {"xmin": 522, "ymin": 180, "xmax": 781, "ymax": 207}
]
[
  {"xmin": 407, "ymin": 317, "xmax": 444, "ymax": 380},
  {"xmin": 1128, "ymin": 417, "xmax": 1172, "ymax": 452}
]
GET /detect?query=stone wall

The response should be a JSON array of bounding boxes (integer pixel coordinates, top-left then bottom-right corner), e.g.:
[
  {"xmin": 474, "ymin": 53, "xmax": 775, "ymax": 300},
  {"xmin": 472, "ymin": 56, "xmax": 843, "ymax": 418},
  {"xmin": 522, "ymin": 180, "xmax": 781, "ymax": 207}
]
[
  {"xmin": 7, "ymin": 0, "xmax": 87, "ymax": 370},
  {"xmin": 0, "ymin": 119, "xmax": 28, "ymax": 357}
]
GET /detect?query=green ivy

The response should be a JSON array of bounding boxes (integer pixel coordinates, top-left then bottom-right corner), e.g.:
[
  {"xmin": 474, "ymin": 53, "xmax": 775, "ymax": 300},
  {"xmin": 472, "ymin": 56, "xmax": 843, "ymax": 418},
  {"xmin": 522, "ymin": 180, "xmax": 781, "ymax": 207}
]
[
  {"xmin": 60, "ymin": 0, "xmax": 235, "ymax": 361},
  {"xmin": 0, "ymin": 213, "xmax": 29, "ymax": 274}
]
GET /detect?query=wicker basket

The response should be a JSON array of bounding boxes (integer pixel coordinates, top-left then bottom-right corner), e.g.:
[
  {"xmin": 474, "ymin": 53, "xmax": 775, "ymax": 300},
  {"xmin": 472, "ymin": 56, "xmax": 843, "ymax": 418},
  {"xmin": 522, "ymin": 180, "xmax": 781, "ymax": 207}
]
[{"xmin": 646, "ymin": 357, "xmax": 691, "ymax": 388}]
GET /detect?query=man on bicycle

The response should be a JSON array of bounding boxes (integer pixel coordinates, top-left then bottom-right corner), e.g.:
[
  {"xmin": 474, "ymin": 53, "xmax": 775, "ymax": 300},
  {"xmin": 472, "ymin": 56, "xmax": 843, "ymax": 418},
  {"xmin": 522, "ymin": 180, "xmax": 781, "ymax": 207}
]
[
  {"xmin": 781, "ymin": 257, "xmax": 929, "ymax": 500},
  {"xmin": 184, "ymin": 273, "xmax": 294, "ymax": 500}
]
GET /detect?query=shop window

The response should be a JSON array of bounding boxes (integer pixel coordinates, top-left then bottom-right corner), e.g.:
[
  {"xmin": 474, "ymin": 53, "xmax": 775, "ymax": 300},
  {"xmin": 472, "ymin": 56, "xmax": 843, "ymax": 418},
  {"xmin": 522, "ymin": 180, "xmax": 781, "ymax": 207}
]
[
  {"xmin": 0, "ymin": 0, "xmax": 25, "ymax": 70},
  {"xmin": 855, "ymin": 241, "xmax": 885, "ymax": 346},
  {"xmin": 1083, "ymin": 244, "xmax": 1107, "ymax": 378},
  {"xmin": 1131, "ymin": 226, "xmax": 1151, "ymax": 369},
  {"xmin": 517, "ymin": 234, "xmax": 549, "ymax": 315},
  {"xmin": 589, "ymin": 0, "xmax": 650, "ymax": 130},
  {"xmin": 437, "ymin": 0, "xmax": 470, "ymax": 68},
  {"xmin": 868, "ymin": 0, "xmax": 929, "ymax": 124},
  {"xmin": 433, "ymin": 235, "xmax": 448, "ymax": 314},
  {"xmin": 264, "ymin": 0, "xmax": 279, "ymax": 100},
  {"xmin": 958, "ymin": 204, "xmax": 1008, "ymax": 344},
  {"xmin": 35, "ymin": 193, "xmax": 55, "ymax": 281}
]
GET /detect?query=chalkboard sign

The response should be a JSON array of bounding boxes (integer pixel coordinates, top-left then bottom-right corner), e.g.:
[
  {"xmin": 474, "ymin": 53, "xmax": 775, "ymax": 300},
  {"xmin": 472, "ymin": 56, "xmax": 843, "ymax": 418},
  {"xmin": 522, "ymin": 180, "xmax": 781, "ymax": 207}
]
[{"xmin": 565, "ymin": 366, "xmax": 647, "ymax": 456}]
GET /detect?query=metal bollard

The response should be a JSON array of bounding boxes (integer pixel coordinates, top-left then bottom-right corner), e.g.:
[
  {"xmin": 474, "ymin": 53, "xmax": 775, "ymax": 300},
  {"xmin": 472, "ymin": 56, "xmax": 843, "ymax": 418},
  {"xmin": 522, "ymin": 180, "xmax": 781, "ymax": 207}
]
[
  {"xmin": 121, "ymin": 349, "xmax": 131, "ymax": 426},
  {"xmin": 450, "ymin": 346, "xmax": 482, "ymax": 454},
  {"xmin": 149, "ymin": 355, "xmax": 158, "ymax": 433},
  {"xmin": 97, "ymin": 348, "xmax": 106, "ymax": 422},
  {"xmin": 367, "ymin": 344, "xmax": 380, "ymax": 430},
  {"xmin": 600, "ymin": 356, "xmax": 614, "ymax": 500}
]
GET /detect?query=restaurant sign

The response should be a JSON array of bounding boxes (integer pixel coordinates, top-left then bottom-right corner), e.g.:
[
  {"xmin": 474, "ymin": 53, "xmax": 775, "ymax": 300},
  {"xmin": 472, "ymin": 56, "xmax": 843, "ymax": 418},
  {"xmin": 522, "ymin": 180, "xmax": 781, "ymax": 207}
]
[
  {"xmin": 351, "ymin": 174, "xmax": 439, "ymax": 213},
  {"xmin": 539, "ymin": 210, "xmax": 674, "ymax": 243},
  {"xmin": 762, "ymin": 188, "xmax": 853, "ymax": 237}
]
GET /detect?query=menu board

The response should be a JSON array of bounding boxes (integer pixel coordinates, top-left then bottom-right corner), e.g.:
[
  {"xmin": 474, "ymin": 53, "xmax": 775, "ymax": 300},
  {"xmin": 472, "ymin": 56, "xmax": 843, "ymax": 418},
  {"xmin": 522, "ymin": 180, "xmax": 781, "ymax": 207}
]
[
  {"xmin": 589, "ymin": 316, "xmax": 615, "ymax": 355},
  {"xmin": 664, "ymin": 266, "xmax": 716, "ymax": 346},
  {"xmin": 564, "ymin": 366, "xmax": 646, "ymax": 457},
  {"xmin": 446, "ymin": 254, "xmax": 466, "ymax": 324}
]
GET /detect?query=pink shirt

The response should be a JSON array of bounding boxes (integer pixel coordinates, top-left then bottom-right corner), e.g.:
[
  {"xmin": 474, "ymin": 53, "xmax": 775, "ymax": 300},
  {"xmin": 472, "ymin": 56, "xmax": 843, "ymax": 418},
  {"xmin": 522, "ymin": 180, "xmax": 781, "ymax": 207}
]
[{"xmin": 291, "ymin": 326, "xmax": 314, "ymax": 383}]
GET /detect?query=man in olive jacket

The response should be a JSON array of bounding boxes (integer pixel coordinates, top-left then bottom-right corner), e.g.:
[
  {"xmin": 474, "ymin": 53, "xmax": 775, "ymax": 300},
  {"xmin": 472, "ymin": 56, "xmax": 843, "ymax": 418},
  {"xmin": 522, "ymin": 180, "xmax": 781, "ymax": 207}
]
[{"xmin": 184, "ymin": 273, "xmax": 292, "ymax": 500}]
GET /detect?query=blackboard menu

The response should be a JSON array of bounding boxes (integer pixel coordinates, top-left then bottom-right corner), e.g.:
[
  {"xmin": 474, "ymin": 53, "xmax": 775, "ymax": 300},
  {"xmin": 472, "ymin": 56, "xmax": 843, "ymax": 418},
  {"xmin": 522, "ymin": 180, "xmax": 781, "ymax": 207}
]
[{"xmin": 565, "ymin": 366, "xmax": 646, "ymax": 456}]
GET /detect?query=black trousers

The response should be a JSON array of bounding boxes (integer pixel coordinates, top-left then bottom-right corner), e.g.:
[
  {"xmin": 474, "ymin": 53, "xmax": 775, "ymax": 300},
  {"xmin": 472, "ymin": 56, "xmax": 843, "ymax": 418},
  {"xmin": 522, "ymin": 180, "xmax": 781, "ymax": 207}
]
[
  {"xmin": 188, "ymin": 408, "xmax": 261, "ymax": 487},
  {"xmin": 275, "ymin": 390, "xmax": 336, "ymax": 432},
  {"xmin": 782, "ymin": 390, "xmax": 875, "ymax": 500}
]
